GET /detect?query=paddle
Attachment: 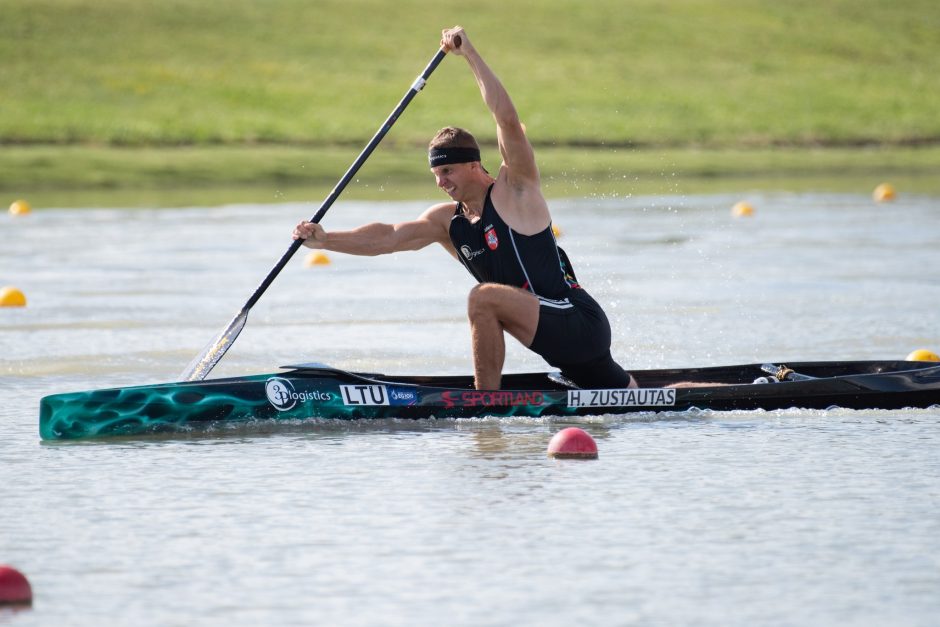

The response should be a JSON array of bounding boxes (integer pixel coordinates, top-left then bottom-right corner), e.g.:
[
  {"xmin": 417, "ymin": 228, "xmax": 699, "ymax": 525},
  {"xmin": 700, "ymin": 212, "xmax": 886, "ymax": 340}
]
[{"xmin": 180, "ymin": 43, "xmax": 454, "ymax": 382}]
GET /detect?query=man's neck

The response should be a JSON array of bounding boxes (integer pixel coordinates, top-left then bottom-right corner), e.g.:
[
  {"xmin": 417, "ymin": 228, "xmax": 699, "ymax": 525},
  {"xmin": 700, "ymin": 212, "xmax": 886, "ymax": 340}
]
[{"xmin": 459, "ymin": 176, "xmax": 494, "ymax": 217}]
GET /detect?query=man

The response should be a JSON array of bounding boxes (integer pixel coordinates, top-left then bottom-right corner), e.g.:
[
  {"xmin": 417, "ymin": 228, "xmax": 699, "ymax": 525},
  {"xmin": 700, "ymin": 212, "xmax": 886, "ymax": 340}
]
[{"xmin": 293, "ymin": 26, "xmax": 634, "ymax": 391}]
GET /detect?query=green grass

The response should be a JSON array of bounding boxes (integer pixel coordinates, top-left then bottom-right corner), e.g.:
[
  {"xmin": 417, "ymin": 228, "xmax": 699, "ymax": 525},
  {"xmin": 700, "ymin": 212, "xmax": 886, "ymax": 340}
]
[{"xmin": 2, "ymin": 0, "xmax": 939, "ymax": 202}]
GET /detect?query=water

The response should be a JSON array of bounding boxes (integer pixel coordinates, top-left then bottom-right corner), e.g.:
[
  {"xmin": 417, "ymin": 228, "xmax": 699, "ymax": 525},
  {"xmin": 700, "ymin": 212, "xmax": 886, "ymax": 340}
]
[{"xmin": 2, "ymin": 193, "xmax": 939, "ymax": 626}]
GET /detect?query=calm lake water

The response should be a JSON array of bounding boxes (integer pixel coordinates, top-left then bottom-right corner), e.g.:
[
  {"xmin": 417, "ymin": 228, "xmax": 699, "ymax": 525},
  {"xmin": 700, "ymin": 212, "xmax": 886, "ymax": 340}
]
[{"xmin": 2, "ymin": 192, "xmax": 939, "ymax": 626}]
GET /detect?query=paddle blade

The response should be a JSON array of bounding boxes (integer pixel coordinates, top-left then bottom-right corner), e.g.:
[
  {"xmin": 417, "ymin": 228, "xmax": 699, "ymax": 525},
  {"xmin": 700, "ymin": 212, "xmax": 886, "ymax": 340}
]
[{"xmin": 179, "ymin": 309, "xmax": 249, "ymax": 381}]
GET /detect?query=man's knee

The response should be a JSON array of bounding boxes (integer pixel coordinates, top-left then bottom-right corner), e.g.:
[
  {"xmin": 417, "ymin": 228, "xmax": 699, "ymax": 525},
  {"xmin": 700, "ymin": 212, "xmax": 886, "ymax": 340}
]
[{"xmin": 467, "ymin": 283, "xmax": 500, "ymax": 321}]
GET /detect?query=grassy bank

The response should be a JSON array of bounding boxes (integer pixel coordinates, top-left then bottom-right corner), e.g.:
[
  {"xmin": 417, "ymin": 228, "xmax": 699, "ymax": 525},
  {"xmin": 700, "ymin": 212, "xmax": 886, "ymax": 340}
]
[
  {"xmin": 3, "ymin": 0, "xmax": 939, "ymax": 203},
  {"xmin": 4, "ymin": 0, "xmax": 940, "ymax": 147}
]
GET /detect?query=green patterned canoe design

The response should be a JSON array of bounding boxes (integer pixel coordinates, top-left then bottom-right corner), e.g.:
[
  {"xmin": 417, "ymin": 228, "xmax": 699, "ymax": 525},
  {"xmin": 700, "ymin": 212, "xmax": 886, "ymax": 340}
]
[{"xmin": 41, "ymin": 374, "xmax": 277, "ymax": 440}]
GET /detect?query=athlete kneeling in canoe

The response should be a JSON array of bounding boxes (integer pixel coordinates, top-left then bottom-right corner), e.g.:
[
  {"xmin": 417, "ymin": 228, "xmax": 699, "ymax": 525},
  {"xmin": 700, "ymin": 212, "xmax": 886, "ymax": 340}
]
[{"xmin": 294, "ymin": 26, "xmax": 635, "ymax": 391}]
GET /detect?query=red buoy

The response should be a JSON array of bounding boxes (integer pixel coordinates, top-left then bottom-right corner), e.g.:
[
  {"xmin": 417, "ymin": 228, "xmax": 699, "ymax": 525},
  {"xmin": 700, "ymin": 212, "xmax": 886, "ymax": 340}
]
[
  {"xmin": 0, "ymin": 565, "xmax": 32, "ymax": 605},
  {"xmin": 547, "ymin": 427, "xmax": 598, "ymax": 459}
]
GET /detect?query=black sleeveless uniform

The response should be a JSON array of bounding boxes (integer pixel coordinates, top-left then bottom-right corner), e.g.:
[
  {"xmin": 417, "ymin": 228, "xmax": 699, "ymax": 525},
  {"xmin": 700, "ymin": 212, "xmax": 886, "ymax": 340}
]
[{"xmin": 448, "ymin": 185, "xmax": 632, "ymax": 388}]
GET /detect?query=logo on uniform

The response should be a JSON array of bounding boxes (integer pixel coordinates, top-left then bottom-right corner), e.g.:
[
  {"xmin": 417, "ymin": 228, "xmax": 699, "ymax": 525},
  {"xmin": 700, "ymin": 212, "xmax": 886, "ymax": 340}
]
[
  {"xmin": 461, "ymin": 245, "xmax": 484, "ymax": 260},
  {"xmin": 484, "ymin": 226, "xmax": 499, "ymax": 250}
]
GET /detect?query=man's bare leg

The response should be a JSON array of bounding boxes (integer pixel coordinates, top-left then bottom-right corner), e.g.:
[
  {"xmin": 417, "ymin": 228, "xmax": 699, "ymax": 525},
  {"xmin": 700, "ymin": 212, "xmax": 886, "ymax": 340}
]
[{"xmin": 466, "ymin": 283, "xmax": 539, "ymax": 389}]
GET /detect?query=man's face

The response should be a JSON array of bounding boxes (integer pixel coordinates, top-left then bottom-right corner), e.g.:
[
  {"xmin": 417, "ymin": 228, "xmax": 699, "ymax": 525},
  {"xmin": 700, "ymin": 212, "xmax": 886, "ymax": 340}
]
[{"xmin": 431, "ymin": 162, "xmax": 475, "ymax": 200}]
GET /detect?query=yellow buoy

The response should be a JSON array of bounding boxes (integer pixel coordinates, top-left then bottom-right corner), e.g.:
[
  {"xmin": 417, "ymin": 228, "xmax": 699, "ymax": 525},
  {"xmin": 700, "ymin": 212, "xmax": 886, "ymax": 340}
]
[
  {"xmin": 304, "ymin": 251, "xmax": 331, "ymax": 267},
  {"xmin": 731, "ymin": 201, "xmax": 754, "ymax": 217},
  {"xmin": 905, "ymin": 349, "xmax": 940, "ymax": 362},
  {"xmin": 872, "ymin": 183, "xmax": 896, "ymax": 202},
  {"xmin": 551, "ymin": 224, "xmax": 563, "ymax": 238},
  {"xmin": 0, "ymin": 286, "xmax": 27, "ymax": 307},
  {"xmin": 9, "ymin": 199, "xmax": 31, "ymax": 216}
]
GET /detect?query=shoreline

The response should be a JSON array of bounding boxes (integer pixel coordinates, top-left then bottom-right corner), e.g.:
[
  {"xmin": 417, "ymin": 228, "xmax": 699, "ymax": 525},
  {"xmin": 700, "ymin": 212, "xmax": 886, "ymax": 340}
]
[{"xmin": 4, "ymin": 144, "xmax": 939, "ymax": 208}]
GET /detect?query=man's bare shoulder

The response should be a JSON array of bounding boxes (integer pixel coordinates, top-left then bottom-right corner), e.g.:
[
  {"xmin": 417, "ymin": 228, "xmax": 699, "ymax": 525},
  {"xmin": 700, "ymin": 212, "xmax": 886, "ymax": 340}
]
[
  {"xmin": 421, "ymin": 201, "xmax": 457, "ymax": 215},
  {"xmin": 419, "ymin": 201, "xmax": 459, "ymax": 224}
]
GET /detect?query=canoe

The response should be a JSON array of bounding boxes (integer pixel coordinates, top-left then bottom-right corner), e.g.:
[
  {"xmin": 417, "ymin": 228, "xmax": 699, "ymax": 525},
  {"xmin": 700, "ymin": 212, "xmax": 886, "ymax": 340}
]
[{"xmin": 39, "ymin": 360, "xmax": 940, "ymax": 440}]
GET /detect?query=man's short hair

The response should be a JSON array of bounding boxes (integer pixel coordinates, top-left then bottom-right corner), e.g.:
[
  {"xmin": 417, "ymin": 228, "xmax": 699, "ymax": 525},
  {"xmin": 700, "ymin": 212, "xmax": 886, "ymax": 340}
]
[{"xmin": 428, "ymin": 127, "xmax": 480, "ymax": 151}]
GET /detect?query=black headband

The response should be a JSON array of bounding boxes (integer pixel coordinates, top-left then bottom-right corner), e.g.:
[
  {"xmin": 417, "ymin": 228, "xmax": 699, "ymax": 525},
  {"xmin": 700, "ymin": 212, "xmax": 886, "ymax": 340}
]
[{"xmin": 428, "ymin": 146, "xmax": 481, "ymax": 167}]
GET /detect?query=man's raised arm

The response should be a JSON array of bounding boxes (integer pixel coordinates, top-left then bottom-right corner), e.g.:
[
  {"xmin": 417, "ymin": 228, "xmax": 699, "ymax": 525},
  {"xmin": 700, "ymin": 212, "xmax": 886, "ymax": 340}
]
[{"xmin": 441, "ymin": 26, "xmax": 538, "ymax": 185}]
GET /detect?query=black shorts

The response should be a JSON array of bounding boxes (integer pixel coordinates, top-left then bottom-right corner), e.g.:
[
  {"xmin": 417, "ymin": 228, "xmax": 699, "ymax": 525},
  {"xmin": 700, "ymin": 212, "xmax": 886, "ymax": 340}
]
[{"xmin": 528, "ymin": 289, "xmax": 632, "ymax": 388}]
